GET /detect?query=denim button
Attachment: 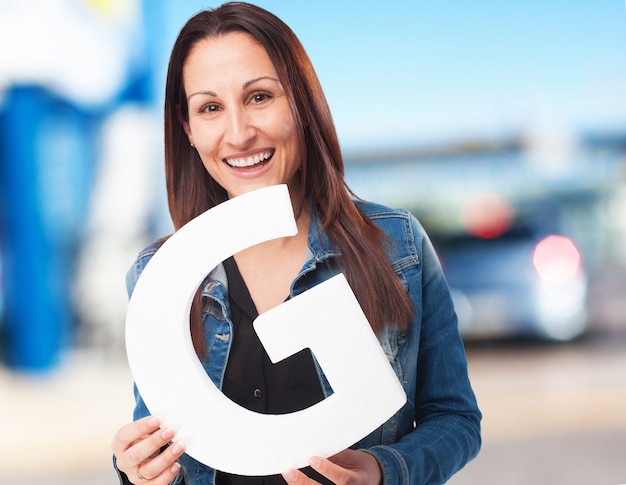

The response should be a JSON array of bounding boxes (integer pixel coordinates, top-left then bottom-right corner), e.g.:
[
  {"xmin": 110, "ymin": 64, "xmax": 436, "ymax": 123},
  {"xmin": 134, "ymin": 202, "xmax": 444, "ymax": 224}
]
[{"xmin": 253, "ymin": 388, "xmax": 262, "ymax": 398}]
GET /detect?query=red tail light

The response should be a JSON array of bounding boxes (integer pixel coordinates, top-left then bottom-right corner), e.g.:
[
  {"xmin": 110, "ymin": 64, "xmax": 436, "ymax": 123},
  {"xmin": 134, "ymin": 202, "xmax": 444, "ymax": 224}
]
[{"xmin": 532, "ymin": 235, "xmax": 582, "ymax": 282}]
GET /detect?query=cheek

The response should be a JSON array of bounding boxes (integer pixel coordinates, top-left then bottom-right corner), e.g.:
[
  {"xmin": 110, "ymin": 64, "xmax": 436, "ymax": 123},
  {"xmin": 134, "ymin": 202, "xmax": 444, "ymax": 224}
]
[
  {"xmin": 268, "ymin": 103, "xmax": 297, "ymax": 143},
  {"xmin": 199, "ymin": 158, "xmax": 228, "ymax": 190},
  {"xmin": 283, "ymin": 118, "xmax": 296, "ymax": 138},
  {"xmin": 190, "ymin": 120, "xmax": 220, "ymax": 150},
  {"xmin": 276, "ymin": 116, "xmax": 299, "ymax": 154},
  {"xmin": 195, "ymin": 143, "xmax": 221, "ymax": 173}
]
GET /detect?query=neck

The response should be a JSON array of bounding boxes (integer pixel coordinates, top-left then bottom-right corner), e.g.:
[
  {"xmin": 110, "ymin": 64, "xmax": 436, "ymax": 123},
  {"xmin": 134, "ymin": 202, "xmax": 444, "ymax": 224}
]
[
  {"xmin": 239, "ymin": 203, "xmax": 310, "ymax": 257},
  {"xmin": 232, "ymin": 203, "xmax": 311, "ymax": 313}
]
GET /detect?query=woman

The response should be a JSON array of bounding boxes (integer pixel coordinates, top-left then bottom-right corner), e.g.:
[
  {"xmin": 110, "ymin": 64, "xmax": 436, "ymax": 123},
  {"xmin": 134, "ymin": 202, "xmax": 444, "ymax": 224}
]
[{"xmin": 111, "ymin": 3, "xmax": 481, "ymax": 484}]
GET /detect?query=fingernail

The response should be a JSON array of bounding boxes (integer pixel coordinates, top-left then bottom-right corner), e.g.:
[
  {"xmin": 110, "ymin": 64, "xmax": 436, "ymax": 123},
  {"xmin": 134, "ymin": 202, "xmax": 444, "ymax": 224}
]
[
  {"xmin": 309, "ymin": 456, "xmax": 322, "ymax": 468},
  {"xmin": 148, "ymin": 416, "xmax": 160, "ymax": 427},
  {"xmin": 283, "ymin": 470, "xmax": 297, "ymax": 482},
  {"xmin": 171, "ymin": 442, "xmax": 185, "ymax": 455},
  {"xmin": 161, "ymin": 427, "xmax": 175, "ymax": 440},
  {"xmin": 171, "ymin": 462, "xmax": 181, "ymax": 474}
]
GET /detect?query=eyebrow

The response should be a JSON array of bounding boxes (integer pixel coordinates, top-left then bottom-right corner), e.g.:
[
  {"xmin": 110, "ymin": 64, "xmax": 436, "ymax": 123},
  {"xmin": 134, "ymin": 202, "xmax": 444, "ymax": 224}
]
[
  {"xmin": 187, "ymin": 76, "xmax": 281, "ymax": 101},
  {"xmin": 243, "ymin": 76, "xmax": 280, "ymax": 89}
]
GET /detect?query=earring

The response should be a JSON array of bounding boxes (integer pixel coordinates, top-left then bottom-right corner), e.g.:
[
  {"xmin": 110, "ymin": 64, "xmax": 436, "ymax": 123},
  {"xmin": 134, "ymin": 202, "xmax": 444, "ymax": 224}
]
[{"xmin": 190, "ymin": 142, "xmax": 195, "ymax": 148}]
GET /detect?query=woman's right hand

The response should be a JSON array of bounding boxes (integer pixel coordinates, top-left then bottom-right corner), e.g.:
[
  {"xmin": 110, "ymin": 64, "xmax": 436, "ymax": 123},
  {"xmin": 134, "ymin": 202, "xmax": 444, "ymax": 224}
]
[{"xmin": 112, "ymin": 415, "xmax": 185, "ymax": 484}]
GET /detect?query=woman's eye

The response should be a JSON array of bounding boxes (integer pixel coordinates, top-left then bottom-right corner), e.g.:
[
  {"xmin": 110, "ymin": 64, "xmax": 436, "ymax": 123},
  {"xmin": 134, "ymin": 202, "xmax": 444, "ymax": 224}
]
[
  {"xmin": 199, "ymin": 103, "xmax": 221, "ymax": 114},
  {"xmin": 250, "ymin": 92, "xmax": 272, "ymax": 105}
]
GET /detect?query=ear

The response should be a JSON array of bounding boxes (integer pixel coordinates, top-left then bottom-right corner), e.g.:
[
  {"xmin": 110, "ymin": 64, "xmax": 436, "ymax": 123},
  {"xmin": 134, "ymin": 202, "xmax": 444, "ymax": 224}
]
[{"xmin": 177, "ymin": 104, "xmax": 193, "ymax": 145}]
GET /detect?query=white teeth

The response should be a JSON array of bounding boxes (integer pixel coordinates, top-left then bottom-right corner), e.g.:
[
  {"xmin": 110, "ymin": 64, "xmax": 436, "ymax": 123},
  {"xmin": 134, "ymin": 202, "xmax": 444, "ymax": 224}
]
[{"xmin": 226, "ymin": 151, "xmax": 272, "ymax": 168}]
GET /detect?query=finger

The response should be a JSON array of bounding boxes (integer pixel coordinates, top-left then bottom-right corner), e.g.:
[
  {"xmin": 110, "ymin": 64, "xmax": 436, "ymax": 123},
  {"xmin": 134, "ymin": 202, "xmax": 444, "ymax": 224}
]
[
  {"xmin": 134, "ymin": 461, "xmax": 181, "ymax": 485},
  {"xmin": 135, "ymin": 440, "xmax": 185, "ymax": 482},
  {"xmin": 130, "ymin": 426, "xmax": 176, "ymax": 464},
  {"xmin": 282, "ymin": 469, "xmax": 319, "ymax": 484},
  {"xmin": 308, "ymin": 456, "xmax": 348, "ymax": 483},
  {"xmin": 327, "ymin": 450, "xmax": 383, "ymax": 485},
  {"xmin": 116, "ymin": 425, "xmax": 176, "ymax": 474},
  {"xmin": 112, "ymin": 416, "xmax": 161, "ymax": 452}
]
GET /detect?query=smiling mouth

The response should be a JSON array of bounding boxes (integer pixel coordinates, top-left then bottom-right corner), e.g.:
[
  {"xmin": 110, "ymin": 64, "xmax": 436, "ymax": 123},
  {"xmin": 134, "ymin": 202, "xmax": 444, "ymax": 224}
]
[{"xmin": 224, "ymin": 150, "xmax": 274, "ymax": 168}]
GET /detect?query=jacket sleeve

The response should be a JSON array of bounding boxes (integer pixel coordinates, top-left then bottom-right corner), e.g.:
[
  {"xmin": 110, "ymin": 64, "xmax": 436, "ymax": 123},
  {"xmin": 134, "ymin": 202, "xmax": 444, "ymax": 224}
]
[
  {"xmin": 113, "ymin": 455, "xmax": 134, "ymax": 485},
  {"xmin": 363, "ymin": 217, "xmax": 482, "ymax": 484}
]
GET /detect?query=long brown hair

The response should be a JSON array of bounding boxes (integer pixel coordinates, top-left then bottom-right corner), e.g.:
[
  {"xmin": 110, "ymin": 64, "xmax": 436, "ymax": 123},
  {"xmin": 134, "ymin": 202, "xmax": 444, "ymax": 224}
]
[{"xmin": 164, "ymin": 2, "xmax": 413, "ymax": 357}]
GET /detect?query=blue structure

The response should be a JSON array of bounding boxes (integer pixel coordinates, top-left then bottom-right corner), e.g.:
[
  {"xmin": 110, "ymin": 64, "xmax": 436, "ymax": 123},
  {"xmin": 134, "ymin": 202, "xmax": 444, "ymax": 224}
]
[
  {"xmin": 0, "ymin": 0, "xmax": 163, "ymax": 372},
  {"xmin": 0, "ymin": 86, "xmax": 99, "ymax": 371}
]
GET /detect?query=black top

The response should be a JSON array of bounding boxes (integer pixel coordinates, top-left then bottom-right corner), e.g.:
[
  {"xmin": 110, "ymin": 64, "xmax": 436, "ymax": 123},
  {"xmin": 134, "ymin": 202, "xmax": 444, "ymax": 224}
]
[{"xmin": 216, "ymin": 258, "xmax": 332, "ymax": 485}]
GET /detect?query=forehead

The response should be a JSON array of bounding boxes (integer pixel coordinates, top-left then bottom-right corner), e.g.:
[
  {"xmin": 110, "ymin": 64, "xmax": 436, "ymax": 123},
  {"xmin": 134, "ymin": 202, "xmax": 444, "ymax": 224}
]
[{"xmin": 183, "ymin": 32, "xmax": 277, "ymax": 87}]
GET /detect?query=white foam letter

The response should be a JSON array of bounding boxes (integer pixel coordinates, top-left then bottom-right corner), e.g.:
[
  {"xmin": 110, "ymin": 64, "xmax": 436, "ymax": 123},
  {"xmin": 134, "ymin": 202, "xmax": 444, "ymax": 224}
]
[{"xmin": 125, "ymin": 185, "xmax": 406, "ymax": 475}]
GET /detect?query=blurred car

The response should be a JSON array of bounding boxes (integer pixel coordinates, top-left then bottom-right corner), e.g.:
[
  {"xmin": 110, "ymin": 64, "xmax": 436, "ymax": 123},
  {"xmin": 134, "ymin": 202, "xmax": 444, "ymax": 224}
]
[{"xmin": 432, "ymin": 197, "xmax": 588, "ymax": 342}]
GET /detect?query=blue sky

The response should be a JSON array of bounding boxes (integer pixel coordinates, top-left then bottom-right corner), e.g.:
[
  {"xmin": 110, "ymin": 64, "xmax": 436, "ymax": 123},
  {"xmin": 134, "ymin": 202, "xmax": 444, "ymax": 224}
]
[{"xmin": 162, "ymin": 1, "xmax": 626, "ymax": 151}]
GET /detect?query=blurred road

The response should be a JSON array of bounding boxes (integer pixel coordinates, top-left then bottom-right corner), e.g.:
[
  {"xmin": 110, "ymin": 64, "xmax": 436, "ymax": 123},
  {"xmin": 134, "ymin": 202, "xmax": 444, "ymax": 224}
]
[
  {"xmin": 0, "ymin": 352, "xmax": 133, "ymax": 485},
  {"xmin": 1, "ymin": 267, "xmax": 625, "ymax": 485},
  {"xmin": 450, "ymin": 335, "xmax": 626, "ymax": 485},
  {"xmin": 449, "ymin": 265, "xmax": 626, "ymax": 485}
]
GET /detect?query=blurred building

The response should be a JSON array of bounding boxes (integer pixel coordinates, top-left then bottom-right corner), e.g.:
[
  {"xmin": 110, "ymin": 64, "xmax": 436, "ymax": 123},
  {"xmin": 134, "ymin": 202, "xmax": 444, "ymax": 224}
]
[{"xmin": 0, "ymin": 0, "xmax": 162, "ymax": 371}]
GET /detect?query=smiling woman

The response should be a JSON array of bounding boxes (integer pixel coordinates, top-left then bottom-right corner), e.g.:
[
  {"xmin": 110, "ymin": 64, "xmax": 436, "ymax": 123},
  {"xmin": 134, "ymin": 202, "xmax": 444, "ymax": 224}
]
[{"xmin": 110, "ymin": 3, "xmax": 481, "ymax": 485}]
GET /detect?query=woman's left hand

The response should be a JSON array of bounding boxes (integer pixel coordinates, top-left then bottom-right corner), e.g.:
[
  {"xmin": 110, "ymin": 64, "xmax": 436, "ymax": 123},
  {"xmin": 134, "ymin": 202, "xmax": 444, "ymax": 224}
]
[{"xmin": 282, "ymin": 449, "xmax": 382, "ymax": 485}]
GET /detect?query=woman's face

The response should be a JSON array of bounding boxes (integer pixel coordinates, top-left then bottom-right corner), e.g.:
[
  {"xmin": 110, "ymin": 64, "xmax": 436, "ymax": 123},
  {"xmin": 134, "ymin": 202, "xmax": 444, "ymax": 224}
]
[{"xmin": 182, "ymin": 32, "xmax": 302, "ymax": 200}]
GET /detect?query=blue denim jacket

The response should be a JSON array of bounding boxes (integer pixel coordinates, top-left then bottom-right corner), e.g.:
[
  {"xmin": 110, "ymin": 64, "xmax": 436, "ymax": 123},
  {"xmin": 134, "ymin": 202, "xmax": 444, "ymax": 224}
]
[{"xmin": 117, "ymin": 200, "xmax": 481, "ymax": 485}]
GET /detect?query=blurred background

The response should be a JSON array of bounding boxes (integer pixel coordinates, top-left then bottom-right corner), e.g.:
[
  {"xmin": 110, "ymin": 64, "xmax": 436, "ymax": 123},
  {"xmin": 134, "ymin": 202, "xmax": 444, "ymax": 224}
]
[{"xmin": 0, "ymin": 0, "xmax": 624, "ymax": 483}]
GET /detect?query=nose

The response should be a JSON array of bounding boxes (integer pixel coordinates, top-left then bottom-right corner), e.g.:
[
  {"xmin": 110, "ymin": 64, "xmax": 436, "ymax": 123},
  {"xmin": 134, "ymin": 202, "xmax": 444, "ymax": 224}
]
[{"xmin": 225, "ymin": 107, "xmax": 256, "ymax": 148}]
